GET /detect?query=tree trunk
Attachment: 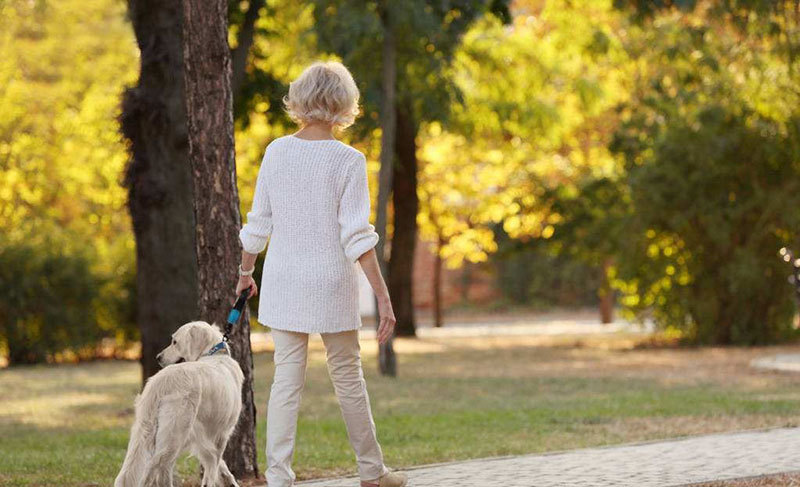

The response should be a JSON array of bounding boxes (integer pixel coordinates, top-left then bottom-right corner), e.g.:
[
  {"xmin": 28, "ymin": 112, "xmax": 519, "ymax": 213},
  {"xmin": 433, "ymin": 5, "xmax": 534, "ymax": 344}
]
[
  {"xmin": 460, "ymin": 266, "xmax": 472, "ymax": 303},
  {"xmin": 599, "ymin": 257, "xmax": 614, "ymax": 324},
  {"xmin": 121, "ymin": 0, "xmax": 199, "ymax": 384},
  {"xmin": 375, "ymin": 0, "xmax": 397, "ymax": 376},
  {"xmin": 230, "ymin": 0, "xmax": 265, "ymax": 99},
  {"xmin": 182, "ymin": 0, "xmax": 259, "ymax": 478},
  {"xmin": 389, "ymin": 100, "xmax": 418, "ymax": 337},
  {"xmin": 433, "ymin": 233, "xmax": 444, "ymax": 328}
]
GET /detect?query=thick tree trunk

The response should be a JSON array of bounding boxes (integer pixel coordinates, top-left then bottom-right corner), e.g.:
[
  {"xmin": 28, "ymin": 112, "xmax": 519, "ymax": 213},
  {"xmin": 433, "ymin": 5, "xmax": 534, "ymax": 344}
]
[
  {"xmin": 182, "ymin": 0, "xmax": 259, "ymax": 478},
  {"xmin": 121, "ymin": 0, "xmax": 199, "ymax": 384},
  {"xmin": 376, "ymin": 0, "xmax": 397, "ymax": 376},
  {"xmin": 389, "ymin": 100, "xmax": 418, "ymax": 337}
]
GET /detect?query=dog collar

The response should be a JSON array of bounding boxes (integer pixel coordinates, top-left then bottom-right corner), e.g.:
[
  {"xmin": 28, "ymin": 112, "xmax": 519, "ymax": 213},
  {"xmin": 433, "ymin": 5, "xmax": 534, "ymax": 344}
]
[{"xmin": 204, "ymin": 341, "xmax": 230, "ymax": 357}]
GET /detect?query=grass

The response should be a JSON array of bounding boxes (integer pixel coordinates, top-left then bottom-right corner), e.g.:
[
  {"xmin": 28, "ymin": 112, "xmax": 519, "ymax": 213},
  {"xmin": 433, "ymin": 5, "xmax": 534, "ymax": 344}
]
[{"xmin": 2, "ymin": 333, "xmax": 800, "ymax": 486}]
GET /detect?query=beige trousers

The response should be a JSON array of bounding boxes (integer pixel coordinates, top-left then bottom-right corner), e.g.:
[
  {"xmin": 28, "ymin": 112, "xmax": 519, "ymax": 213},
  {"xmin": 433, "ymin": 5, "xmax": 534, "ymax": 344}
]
[{"xmin": 267, "ymin": 329, "xmax": 389, "ymax": 487}]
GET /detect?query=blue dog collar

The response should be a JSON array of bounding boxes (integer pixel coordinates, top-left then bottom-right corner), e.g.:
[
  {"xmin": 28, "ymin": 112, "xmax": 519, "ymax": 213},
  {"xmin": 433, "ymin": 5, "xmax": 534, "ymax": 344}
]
[{"xmin": 205, "ymin": 341, "xmax": 230, "ymax": 357}]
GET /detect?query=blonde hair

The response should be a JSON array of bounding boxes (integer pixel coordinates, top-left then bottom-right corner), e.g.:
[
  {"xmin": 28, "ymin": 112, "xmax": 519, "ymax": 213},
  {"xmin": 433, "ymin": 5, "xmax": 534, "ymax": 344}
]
[{"xmin": 283, "ymin": 61, "xmax": 360, "ymax": 129}]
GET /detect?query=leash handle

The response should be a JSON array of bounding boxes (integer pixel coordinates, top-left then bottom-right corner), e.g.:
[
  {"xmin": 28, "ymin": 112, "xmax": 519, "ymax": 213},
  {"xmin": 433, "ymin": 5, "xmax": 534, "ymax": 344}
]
[{"xmin": 224, "ymin": 288, "xmax": 251, "ymax": 341}]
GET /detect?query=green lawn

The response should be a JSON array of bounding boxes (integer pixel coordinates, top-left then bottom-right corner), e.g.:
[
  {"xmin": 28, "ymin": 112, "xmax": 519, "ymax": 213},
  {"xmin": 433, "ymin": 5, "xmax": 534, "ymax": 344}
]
[{"xmin": 2, "ymin": 333, "xmax": 800, "ymax": 486}]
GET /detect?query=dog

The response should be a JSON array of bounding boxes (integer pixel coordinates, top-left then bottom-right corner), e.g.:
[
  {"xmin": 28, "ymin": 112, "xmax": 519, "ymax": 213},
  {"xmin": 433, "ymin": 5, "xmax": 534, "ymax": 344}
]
[{"xmin": 115, "ymin": 321, "xmax": 244, "ymax": 487}]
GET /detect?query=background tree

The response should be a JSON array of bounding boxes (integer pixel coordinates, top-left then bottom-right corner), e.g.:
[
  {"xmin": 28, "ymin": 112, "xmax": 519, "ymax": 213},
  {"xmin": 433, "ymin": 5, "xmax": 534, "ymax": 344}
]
[
  {"xmin": 228, "ymin": 0, "xmax": 293, "ymax": 124},
  {"xmin": 229, "ymin": 0, "xmax": 267, "ymax": 100},
  {"xmin": 415, "ymin": 0, "xmax": 630, "ymax": 322},
  {"xmin": 546, "ymin": 178, "xmax": 629, "ymax": 323},
  {"xmin": 374, "ymin": 0, "xmax": 398, "ymax": 374},
  {"xmin": 311, "ymin": 0, "xmax": 511, "ymax": 337},
  {"xmin": 417, "ymin": 126, "xmax": 502, "ymax": 325}
]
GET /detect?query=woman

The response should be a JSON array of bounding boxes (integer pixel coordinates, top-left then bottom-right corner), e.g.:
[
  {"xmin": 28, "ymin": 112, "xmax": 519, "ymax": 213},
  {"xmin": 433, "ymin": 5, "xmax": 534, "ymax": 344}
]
[{"xmin": 236, "ymin": 61, "xmax": 407, "ymax": 487}]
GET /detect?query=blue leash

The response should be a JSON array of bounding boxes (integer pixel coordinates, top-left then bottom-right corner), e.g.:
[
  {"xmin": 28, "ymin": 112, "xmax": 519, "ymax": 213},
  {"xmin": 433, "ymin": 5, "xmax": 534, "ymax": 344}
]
[
  {"xmin": 224, "ymin": 288, "xmax": 251, "ymax": 342},
  {"xmin": 206, "ymin": 289, "xmax": 251, "ymax": 357}
]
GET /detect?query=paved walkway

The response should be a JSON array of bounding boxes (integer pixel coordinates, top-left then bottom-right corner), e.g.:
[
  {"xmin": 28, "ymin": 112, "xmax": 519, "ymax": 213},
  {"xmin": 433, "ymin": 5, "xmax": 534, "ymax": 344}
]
[
  {"xmin": 298, "ymin": 427, "xmax": 800, "ymax": 486},
  {"xmin": 751, "ymin": 353, "xmax": 800, "ymax": 373}
]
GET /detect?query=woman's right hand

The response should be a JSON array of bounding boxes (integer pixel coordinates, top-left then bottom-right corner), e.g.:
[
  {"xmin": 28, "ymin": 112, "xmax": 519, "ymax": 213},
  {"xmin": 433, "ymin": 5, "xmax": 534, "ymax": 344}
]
[{"xmin": 236, "ymin": 275, "xmax": 258, "ymax": 299}]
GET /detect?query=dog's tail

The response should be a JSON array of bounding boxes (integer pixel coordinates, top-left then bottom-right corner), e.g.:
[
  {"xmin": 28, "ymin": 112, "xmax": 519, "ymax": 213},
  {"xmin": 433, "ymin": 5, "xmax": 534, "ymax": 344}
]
[{"xmin": 114, "ymin": 389, "xmax": 161, "ymax": 487}]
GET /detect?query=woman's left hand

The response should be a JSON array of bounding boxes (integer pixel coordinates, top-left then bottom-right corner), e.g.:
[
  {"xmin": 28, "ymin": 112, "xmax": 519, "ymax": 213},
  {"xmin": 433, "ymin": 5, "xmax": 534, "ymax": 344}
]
[
  {"xmin": 236, "ymin": 275, "xmax": 258, "ymax": 299},
  {"xmin": 376, "ymin": 296, "xmax": 396, "ymax": 345}
]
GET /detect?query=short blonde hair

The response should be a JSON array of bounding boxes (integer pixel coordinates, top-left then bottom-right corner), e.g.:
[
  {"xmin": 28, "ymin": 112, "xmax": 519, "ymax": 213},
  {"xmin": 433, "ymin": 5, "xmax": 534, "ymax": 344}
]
[{"xmin": 283, "ymin": 61, "xmax": 360, "ymax": 129}]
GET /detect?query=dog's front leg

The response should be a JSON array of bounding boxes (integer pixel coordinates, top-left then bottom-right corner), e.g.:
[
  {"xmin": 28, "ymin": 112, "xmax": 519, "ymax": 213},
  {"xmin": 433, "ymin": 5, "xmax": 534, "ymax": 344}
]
[
  {"xmin": 212, "ymin": 435, "xmax": 238, "ymax": 487},
  {"xmin": 217, "ymin": 459, "xmax": 239, "ymax": 487},
  {"xmin": 196, "ymin": 443, "xmax": 225, "ymax": 487}
]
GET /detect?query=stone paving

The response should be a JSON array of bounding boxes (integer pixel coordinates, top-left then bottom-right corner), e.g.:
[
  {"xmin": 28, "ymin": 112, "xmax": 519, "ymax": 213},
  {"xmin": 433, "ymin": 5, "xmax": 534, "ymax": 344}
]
[{"xmin": 297, "ymin": 427, "xmax": 800, "ymax": 487}]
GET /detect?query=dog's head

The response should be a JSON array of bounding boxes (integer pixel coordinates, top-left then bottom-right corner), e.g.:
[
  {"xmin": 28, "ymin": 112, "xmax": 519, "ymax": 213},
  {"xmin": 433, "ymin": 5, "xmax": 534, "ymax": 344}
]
[{"xmin": 157, "ymin": 321, "xmax": 224, "ymax": 367}]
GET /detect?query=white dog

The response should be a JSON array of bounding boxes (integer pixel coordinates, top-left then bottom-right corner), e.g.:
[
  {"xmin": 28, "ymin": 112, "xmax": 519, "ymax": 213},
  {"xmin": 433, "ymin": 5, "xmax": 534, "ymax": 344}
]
[{"xmin": 115, "ymin": 321, "xmax": 244, "ymax": 487}]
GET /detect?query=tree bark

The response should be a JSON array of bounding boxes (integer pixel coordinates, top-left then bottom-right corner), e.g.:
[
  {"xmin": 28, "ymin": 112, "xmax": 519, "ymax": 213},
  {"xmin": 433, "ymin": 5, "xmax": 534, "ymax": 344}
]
[
  {"xmin": 433, "ymin": 232, "xmax": 444, "ymax": 328},
  {"xmin": 182, "ymin": 0, "xmax": 259, "ymax": 478},
  {"xmin": 389, "ymin": 100, "xmax": 418, "ymax": 337},
  {"xmin": 599, "ymin": 257, "xmax": 614, "ymax": 324},
  {"xmin": 230, "ymin": 0, "xmax": 265, "ymax": 100},
  {"xmin": 375, "ymin": 0, "xmax": 397, "ymax": 376},
  {"xmin": 121, "ymin": 0, "xmax": 199, "ymax": 384}
]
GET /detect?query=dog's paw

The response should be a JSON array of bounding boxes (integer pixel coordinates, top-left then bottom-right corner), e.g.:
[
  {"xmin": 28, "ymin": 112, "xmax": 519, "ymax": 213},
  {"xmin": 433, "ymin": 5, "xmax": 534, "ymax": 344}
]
[
  {"xmin": 219, "ymin": 474, "xmax": 238, "ymax": 487},
  {"xmin": 220, "ymin": 476, "xmax": 238, "ymax": 487}
]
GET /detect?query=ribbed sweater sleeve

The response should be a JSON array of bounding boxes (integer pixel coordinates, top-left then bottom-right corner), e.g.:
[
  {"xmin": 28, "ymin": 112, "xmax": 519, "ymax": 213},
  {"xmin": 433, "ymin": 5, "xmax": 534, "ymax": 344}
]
[
  {"xmin": 239, "ymin": 147, "xmax": 273, "ymax": 254},
  {"xmin": 338, "ymin": 153, "xmax": 379, "ymax": 262}
]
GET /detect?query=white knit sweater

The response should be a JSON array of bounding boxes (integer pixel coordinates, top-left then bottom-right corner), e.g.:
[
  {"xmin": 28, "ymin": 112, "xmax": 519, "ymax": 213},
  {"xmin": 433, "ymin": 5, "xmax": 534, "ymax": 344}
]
[{"xmin": 239, "ymin": 135, "xmax": 379, "ymax": 333}]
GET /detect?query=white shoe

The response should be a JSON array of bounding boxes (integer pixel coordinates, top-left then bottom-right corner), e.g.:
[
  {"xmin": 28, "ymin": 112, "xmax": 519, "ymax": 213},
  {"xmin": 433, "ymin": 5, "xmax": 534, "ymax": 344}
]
[{"xmin": 361, "ymin": 470, "xmax": 408, "ymax": 487}]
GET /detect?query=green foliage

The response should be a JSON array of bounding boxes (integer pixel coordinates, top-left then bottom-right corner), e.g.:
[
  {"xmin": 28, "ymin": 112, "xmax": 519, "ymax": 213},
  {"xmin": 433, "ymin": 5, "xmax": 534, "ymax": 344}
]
[
  {"xmin": 609, "ymin": 10, "xmax": 800, "ymax": 343},
  {"xmin": 0, "ymin": 0, "xmax": 136, "ymax": 253},
  {"xmin": 494, "ymin": 229, "xmax": 601, "ymax": 308},
  {"xmin": 310, "ymin": 0, "xmax": 510, "ymax": 132},
  {"xmin": 0, "ymin": 243, "xmax": 102, "ymax": 364},
  {"xmin": 615, "ymin": 106, "xmax": 800, "ymax": 344},
  {"xmin": 0, "ymin": 0, "xmax": 138, "ymax": 362},
  {"xmin": 417, "ymin": 0, "xmax": 630, "ymax": 271},
  {"xmin": 548, "ymin": 177, "xmax": 630, "ymax": 267},
  {"xmin": 228, "ymin": 0, "xmax": 315, "ymax": 127},
  {"xmin": 4, "ymin": 0, "xmax": 800, "ymax": 355}
]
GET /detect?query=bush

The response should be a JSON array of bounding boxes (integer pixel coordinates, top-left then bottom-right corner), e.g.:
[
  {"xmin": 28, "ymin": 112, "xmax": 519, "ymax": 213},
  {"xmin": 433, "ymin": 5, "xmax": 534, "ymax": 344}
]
[
  {"xmin": 494, "ymin": 229, "xmax": 601, "ymax": 309},
  {"xmin": 613, "ymin": 107, "xmax": 800, "ymax": 344},
  {"xmin": 0, "ymin": 243, "xmax": 106, "ymax": 364}
]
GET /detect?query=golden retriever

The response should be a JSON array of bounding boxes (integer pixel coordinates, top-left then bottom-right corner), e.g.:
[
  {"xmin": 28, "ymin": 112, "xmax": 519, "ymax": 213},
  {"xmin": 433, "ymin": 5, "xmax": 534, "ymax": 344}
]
[{"xmin": 115, "ymin": 321, "xmax": 243, "ymax": 487}]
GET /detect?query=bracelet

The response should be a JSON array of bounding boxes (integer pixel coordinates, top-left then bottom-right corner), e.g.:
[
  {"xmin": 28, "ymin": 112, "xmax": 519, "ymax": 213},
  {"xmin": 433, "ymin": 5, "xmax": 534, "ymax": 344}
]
[{"xmin": 238, "ymin": 264, "xmax": 255, "ymax": 277}]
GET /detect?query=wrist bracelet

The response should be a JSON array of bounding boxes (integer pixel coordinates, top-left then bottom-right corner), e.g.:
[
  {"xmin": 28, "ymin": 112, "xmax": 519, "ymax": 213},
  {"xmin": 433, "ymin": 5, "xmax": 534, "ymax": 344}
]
[{"xmin": 238, "ymin": 264, "xmax": 255, "ymax": 277}]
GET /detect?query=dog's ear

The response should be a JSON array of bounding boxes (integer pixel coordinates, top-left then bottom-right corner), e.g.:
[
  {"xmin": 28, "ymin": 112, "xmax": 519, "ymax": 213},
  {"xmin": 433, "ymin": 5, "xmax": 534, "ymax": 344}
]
[{"xmin": 209, "ymin": 322, "xmax": 222, "ymax": 334}]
